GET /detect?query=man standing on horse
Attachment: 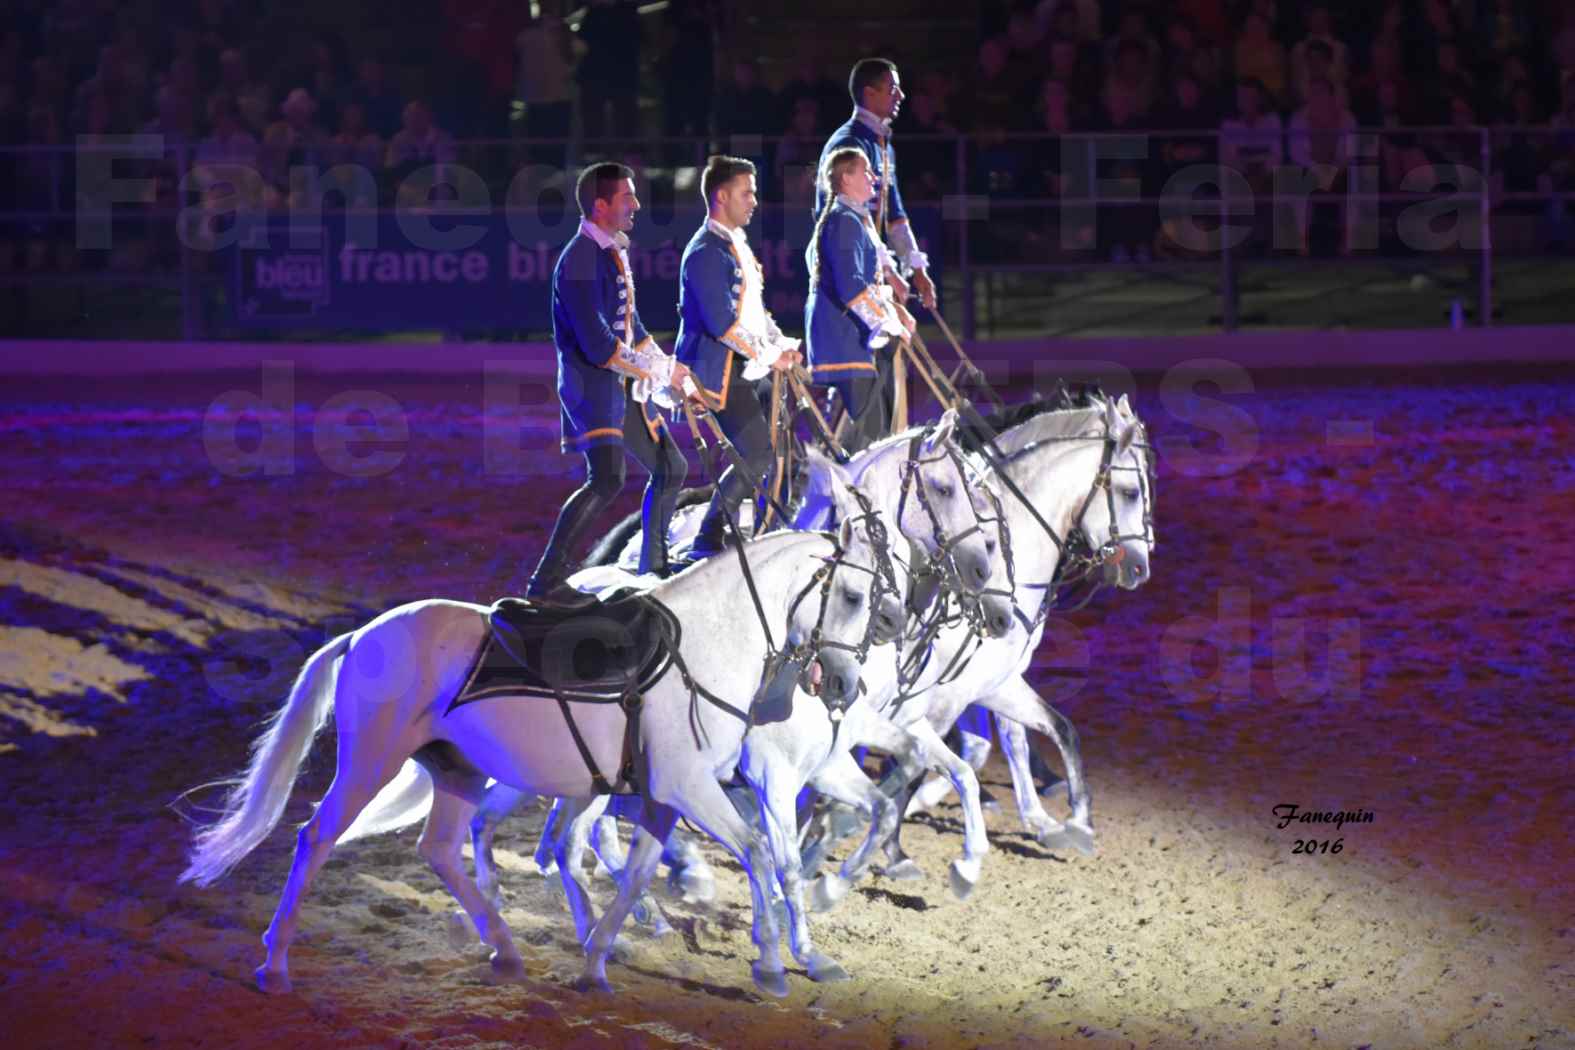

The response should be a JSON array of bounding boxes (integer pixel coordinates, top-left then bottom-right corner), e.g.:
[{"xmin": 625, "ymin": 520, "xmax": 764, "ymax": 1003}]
[
  {"xmin": 674, "ymin": 155, "xmax": 803, "ymax": 562},
  {"xmin": 526, "ymin": 162, "xmax": 700, "ymax": 602},
  {"xmin": 806, "ymin": 148, "xmax": 915, "ymax": 454},
  {"xmin": 815, "ymin": 58, "xmax": 938, "ymax": 313},
  {"xmin": 814, "ymin": 58, "xmax": 937, "ymax": 438}
]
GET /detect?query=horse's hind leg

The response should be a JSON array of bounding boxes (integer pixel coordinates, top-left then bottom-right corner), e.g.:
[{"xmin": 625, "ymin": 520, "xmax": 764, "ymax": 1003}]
[
  {"xmin": 257, "ymin": 746, "xmax": 400, "ymax": 994},
  {"xmin": 421, "ymin": 781, "xmax": 529, "ymax": 981}
]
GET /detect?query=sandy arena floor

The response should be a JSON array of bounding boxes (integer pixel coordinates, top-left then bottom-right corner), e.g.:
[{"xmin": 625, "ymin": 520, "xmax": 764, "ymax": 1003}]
[{"xmin": 0, "ymin": 363, "xmax": 1571, "ymax": 1049}]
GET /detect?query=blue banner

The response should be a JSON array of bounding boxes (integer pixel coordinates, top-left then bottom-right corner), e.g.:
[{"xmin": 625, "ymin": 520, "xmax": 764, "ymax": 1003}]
[{"xmin": 229, "ymin": 205, "xmax": 940, "ymax": 331}]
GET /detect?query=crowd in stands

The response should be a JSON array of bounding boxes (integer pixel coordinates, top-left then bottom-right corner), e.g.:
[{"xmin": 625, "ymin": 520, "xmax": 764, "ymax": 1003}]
[{"xmin": 5, "ymin": 0, "xmax": 1575, "ymax": 269}]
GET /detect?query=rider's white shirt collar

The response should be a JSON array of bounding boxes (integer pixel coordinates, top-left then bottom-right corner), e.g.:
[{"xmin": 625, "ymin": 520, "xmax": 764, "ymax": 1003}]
[{"xmin": 854, "ymin": 105, "xmax": 892, "ymax": 137}]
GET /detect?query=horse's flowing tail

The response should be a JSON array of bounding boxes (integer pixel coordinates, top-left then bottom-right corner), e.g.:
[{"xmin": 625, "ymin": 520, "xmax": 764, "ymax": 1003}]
[
  {"xmin": 178, "ymin": 632, "xmax": 352, "ymax": 887},
  {"xmin": 339, "ymin": 759, "xmax": 434, "ymax": 844}
]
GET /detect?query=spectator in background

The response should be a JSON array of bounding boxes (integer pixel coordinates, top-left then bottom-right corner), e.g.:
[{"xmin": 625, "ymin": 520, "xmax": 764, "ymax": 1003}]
[
  {"xmin": 1234, "ymin": 13, "xmax": 1287, "ymax": 108},
  {"xmin": 716, "ymin": 60, "xmax": 777, "ymax": 143},
  {"xmin": 1093, "ymin": 76, "xmax": 1155, "ymax": 262},
  {"xmin": 966, "ymin": 37, "xmax": 1021, "ymax": 135},
  {"xmin": 15, "ymin": 102, "xmax": 69, "ymax": 272},
  {"xmin": 345, "ymin": 57, "xmax": 403, "ymax": 140},
  {"xmin": 776, "ymin": 96, "xmax": 824, "ymax": 205},
  {"xmin": 194, "ymin": 0, "xmax": 242, "ymax": 54},
  {"xmin": 578, "ymin": 0, "xmax": 642, "ymax": 144},
  {"xmin": 262, "ymin": 89, "xmax": 329, "ymax": 206},
  {"xmin": 664, "ymin": 0, "xmax": 715, "ymax": 144},
  {"xmin": 1187, "ymin": 32, "xmax": 1228, "ymax": 111},
  {"xmin": 386, "ymin": 99, "xmax": 456, "ymax": 174},
  {"xmin": 219, "ymin": 48, "xmax": 272, "ymax": 136},
  {"xmin": 1103, "ymin": 38, "xmax": 1157, "ymax": 123},
  {"xmin": 196, "ymin": 92, "xmax": 258, "ymax": 169},
  {"xmin": 327, "ymin": 100, "xmax": 383, "ymax": 175},
  {"xmin": 1046, "ymin": 34, "xmax": 1096, "ymax": 101},
  {"xmin": 1152, "ymin": 71, "xmax": 1218, "ymax": 256},
  {"xmin": 1286, "ymin": 76, "xmax": 1356, "ymax": 254},
  {"xmin": 779, "ymin": 54, "xmax": 844, "ymax": 137},
  {"xmin": 1035, "ymin": 0, "xmax": 1101, "ymax": 43},
  {"xmin": 897, "ymin": 85, "xmax": 957, "ymax": 201},
  {"xmin": 1023, "ymin": 77, "xmax": 1095, "ymax": 256},
  {"xmin": 1418, "ymin": 0, "xmax": 1463, "ymax": 53},
  {"xmin": 1477, "ymin": 0, "xmax": 1532, "ymax": 59},
  {"xmin": 1421, "ymin": 41, "xmax": 1478, "ymax": 124},
  {"xmin": 1220, "ymin": 77, "xmax": 1283, "ymax": 195},
  {"xmin": 1003, "ymin": 2, "xmax": 1049, "ymax": 87},
  {"xmin": 1103, "ymin": 10, "xmax": 1160, "ymax": 73},
  {"xmin": 1292, "ymin": 40, "xmax": 1348, "ymax": 111},
  {"xmin": 300, "ymin": 35, "xmax": 347, "ymax": 133},
  {"xmin": 1289, "ymin": 5, "xmax": 1349, "ymax": 107},
  {"xmin": 515, "ymin": 12, "xmax": 581, "ymax": 168}
]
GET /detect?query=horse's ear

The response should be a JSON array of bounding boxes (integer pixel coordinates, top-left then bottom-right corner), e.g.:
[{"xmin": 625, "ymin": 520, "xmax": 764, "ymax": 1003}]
[
  {"xmin": 1114, "ymin": 418, "xmax": 1138, "ymax": 459},
  {"xmin": 1116, "ymin": 393, "xmax": 1132, "ymax": 419},
  {"xmin": 825, "ymin": 460, "xmax": 857, "ymax": 518},
  {"xmin": 923, "ymin": 408, "xmax": 958, "ymax": 453},
  {"xmin": 838, "ymin": 515, "xmax": 855, "ymax": 549},
  {"xmin": 1103, "ymin": 397, "xmax": 1121, "ymax": 435}
]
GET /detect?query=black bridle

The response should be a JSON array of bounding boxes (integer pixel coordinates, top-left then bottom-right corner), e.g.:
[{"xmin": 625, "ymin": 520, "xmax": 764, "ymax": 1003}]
[{"xmin": 1001, "ymin": 409, "xmax": 1158, "ymax": 627}]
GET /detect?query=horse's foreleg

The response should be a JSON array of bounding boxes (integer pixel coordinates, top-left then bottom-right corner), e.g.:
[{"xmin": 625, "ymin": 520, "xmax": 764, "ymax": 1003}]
[
  {"xmin": 907, "ymin": 719, "xmax": 990, "ymax": 900},
  {"xmin": 806, "ymin": 749, "xmax": 900, "ymax": 912},
  {"xmin": 469, "ymin": 781, "xmax": 530, "ymax": 911},
  {"xmin": 579, "ymin": 800, "xmax": 677, "ymax": 993},
  {"xmin": 977, "ymin": 675, "xmax": 1094, "ymax": 855},
  {"xmin": 741, "ymin": 747, "xmax": 848, "ymax": 984},
  {"xmin": 994, "ymin": 712, "xmax": 1062, "ymax": 839},
  {"xmin": 549, "ymin": 796, "xmax": 605, "ymax": 947},
  {"xmin": 592, "ymin": 799, "xmax": 672, "ymax": 936}
]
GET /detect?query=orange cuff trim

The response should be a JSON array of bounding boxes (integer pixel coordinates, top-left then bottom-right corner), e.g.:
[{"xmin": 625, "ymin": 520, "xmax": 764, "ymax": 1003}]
[
  {"xmin": 813, "ymin": 361, "xmax": 878, "ymax": 374},
  {"xmin": 719, "ymin": 320, "xmax": 757, "ymax": 360},
  {"xmin": 567, "ymin": 426, "xmax": 624, "ymax": 448}
]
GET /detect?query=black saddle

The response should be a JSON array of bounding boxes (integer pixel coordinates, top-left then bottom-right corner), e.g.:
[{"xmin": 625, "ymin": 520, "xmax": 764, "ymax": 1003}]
[{"xmin": 448, "ymin": 589, "xmax": 681, "ymax": 712}]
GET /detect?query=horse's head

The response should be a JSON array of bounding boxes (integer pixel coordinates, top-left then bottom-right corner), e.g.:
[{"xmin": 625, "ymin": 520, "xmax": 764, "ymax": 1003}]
[
  {"xmin": 961, "ymin": 475, "xmax": 1018, "ymax": 638},
  {"xmin": 1072, "ymin": 395, "xmax": 1155, "ymax": 591},
  {"xmin": 791, "ymin": 463, "xmax": 903, "ymax": 708},
  {"xmin": 897, "ymin": 408, "xmax": 994, "ymax": 595}
]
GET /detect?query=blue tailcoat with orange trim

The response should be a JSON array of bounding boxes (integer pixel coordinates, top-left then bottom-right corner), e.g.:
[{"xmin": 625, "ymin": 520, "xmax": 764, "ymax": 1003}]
[
  {"xmin": 550, "ymin": 229, "xmax": 662, "ymax": 452},
  {"xmin": 674, "ymin": 224, "xmax": 762, "ymax": 410},
  {"xmin": 806, "ymin": 199, "xmax": 888, "ymax": 383}
]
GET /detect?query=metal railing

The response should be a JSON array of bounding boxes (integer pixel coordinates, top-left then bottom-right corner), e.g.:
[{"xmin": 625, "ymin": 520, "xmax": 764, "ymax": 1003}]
[{"xmin": 4, "ymin": 126, "xmax": 1574, "ymax": 339}]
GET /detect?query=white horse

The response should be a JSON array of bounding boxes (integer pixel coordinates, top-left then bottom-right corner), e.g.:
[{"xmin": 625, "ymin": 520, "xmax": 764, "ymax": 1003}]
[
  {"xmin": 804, "ymin": 392, "xmax": 1156, "ymax": 906},
  {"xmin": 460, "ymin": 411, "xmax": 1007, "ymax": 969},
  {"xmin": 176, "ymin": 468, "xmax": 901, "ymax": 997}
]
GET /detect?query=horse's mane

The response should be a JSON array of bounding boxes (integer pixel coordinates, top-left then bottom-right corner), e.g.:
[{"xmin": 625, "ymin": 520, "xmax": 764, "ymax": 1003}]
[{"xmin": 955, "ymin": 381, "xmax": 1108, "ymax": 456}]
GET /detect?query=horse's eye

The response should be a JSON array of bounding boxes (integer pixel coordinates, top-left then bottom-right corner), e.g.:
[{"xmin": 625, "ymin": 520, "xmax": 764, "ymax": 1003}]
[{"xmin": 841, "ymin": 587, "xmax": 863, "ymax": 607}]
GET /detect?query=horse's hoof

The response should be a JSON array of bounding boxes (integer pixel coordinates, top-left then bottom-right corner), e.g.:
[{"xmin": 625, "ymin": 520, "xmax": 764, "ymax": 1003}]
[
  {"xmin": 751, "ymin": 961, "xmax": 790, "ymax": 998},
  {"xmin": 646, "ymin": 914, "xmax": 675, "ymax": 939},
  {"xmin": 609, "ymin": 934, "xmax": 635, "ymax": 963},
  {"xmin": 674, "ymin": 869, "xmax": 715, "ymax": 904},
  {"xmin": 1040, "ymin": 824, "xmax": 1096, "ymax": 857},
  {"xmin": 805, "ymin": 951, "xmax": 850, "ymax": 983},
  {"xmin": 488, "ymin": 952, "xmax": 529, "ymax": 984},
  {"xmin": 255, "ymin": 966, "xmax": 292, "ymax": 995},
  {"xmin": 572, "ymin": 971, "xmax": 613, "ymax": 995},
  {"xmin": 446, "ymin": 910, "xmax": 477, "ymax": 952},
  {"xmin": 882, "ymin": 858, "xmax": 925, "ymax": 882},
  {"xmin": 810, "ymin": 873, "xmax": 850, "ymax": 913},
  {"xmin": 948, "ymin": 860, "xmax": 979, "ymax": 901}
]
